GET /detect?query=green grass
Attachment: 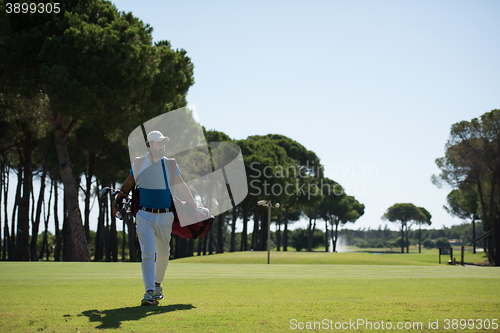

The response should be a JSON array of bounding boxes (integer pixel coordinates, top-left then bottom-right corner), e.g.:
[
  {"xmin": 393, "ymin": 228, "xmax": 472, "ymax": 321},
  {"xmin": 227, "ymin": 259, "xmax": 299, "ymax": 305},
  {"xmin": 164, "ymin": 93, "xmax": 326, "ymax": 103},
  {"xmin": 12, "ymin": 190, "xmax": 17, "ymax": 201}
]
[
  {"xmin": 0, "ymin": 252, "xmax": 498, "ymax": 332},
  {"xmin": 175, "ymin": 248, "xmax": 488, "ymax": 266}
]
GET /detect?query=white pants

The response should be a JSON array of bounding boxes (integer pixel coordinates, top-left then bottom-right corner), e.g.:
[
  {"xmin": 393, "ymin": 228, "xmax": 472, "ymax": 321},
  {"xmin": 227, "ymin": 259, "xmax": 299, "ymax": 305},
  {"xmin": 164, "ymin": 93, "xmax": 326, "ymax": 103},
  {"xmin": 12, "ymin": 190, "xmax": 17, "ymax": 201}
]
[{"xmin": 136, "ymin": 210, "xmax": 174, "ymax": 292}]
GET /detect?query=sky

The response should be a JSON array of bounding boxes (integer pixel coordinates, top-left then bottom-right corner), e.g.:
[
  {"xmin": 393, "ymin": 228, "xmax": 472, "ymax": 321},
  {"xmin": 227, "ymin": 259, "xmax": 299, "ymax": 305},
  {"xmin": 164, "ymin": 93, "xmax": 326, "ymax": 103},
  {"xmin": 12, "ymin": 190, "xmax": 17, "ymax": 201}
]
[
  {"xmin": 5, "ymin": 0, "xmax": 500, "ymax": 235},
  {"xmin": 107, "ymin": 0, "xmax": 500, "ymax": 232}
]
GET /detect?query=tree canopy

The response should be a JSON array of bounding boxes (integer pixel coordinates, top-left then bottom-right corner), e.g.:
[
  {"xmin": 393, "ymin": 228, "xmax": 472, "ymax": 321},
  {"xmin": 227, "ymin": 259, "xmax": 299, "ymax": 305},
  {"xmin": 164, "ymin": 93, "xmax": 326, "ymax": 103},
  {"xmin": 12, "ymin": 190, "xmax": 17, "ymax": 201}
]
[
  {"xmin": 0, "ymin": 0, "xmax": 194, "ymax": 261},
  {"xmin": 382, "ymin": 203, "xmax": 427, "ymax": 253}
]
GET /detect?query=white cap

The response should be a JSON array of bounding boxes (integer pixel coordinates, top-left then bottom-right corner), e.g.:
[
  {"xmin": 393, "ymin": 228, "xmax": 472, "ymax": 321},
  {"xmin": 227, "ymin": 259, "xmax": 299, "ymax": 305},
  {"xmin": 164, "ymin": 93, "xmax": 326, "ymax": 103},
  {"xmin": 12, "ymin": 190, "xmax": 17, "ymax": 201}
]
[{"xmin": 146, "ymin": 130, "xmax": 170, "ymax": 143}]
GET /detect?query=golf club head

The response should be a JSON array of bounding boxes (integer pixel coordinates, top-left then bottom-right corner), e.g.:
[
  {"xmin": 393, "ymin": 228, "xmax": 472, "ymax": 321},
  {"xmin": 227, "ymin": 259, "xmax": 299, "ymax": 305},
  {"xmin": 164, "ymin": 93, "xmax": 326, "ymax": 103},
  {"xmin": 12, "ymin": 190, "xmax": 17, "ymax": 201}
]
[{"xmin": 99, "ymin": 187, "xmax": 111, "ymax": 198}]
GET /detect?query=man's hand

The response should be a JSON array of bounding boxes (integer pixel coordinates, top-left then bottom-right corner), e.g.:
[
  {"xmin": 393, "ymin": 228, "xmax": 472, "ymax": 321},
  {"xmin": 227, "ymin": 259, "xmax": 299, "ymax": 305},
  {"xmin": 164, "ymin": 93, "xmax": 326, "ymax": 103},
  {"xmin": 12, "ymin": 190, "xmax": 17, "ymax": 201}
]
[
  {"xmin": 196, "ymin": 206, "xmax": 210, "ymax": 218},
  {"xmin": 112, "ymin": 193, "xmax": 129, "ymax": 217},
  {"xmin": 112, "ymin": 173, "xmax": 135, "ymax": 217},
  {"xmin": 116, "ymin": 196, "xmax": 126, "ymax": 209}
]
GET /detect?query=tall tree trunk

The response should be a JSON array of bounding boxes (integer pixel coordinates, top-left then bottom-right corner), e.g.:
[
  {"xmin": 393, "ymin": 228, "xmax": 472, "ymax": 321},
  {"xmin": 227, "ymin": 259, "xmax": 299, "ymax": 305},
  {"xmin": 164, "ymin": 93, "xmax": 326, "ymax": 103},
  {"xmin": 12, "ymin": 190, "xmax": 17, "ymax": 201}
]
[
  {"xmin": 487, "ymin": 175, "xmax": 496, "ymax": 260},
  {"xmin": 325, "ymin": 220, "xmax": 328, "ymax": 252},
  {"xmin": 121, "ymin": 219, "xmax": 126, "ymax": 261},
  {"xmin": 10, "ymin": 163, "xmax": 22, "ymax": 260},
  {"xmin": 202, "ymin": 232, "xmax": 207, "ymax": 255},
  {"xmin": 2, "ymin": 164, "xmax": 10, "ymax": 261},
  {"xmin": 180, "ymin": 237, "xmax": 188, "ymax": 258},
  {"xmin": 330, "ymin": 222, "xmax": 335, "ymax": 252},
  {"xmin": 251, "ymin": 206, "xmax": 259, "ymax": 251},
  {"xmin": 472, "ymin": 215, "xmax": 476, "ymax": 254},
  {"xmin": 176, "ymin": 237, "xmax": 181, "ymax": 259},
  {"xmin": 405, "ymin": 223, "xmax": 409, "ymax": 253},
  {"xmin": 283, "ymin": 208, "xmax": 289, "ymax": 252},
  {"xmin": 30, "ymin": 180, "xmax": 35, "ymax": 233},
  {"xmin": 62, "ymin": 195, "xmax": 69, "ymax": 260},
  {"xmin": 17, "ymin": 132, "xmax": 33, "ymax": 261},
  {"xmin": 307, "ymin": 212, "xmax": 313, "ymax": 252},
  {"xmin": 208, "ymin": 227, "xmax": 214, "ymax": 255},
  {"xmin": 334, "ymin": 219, "xmax": 339, "ymax": 252},
  {"xmin": 39, "ymin": 179, "xmax": 53, "ymax": 260},
  {"xmin": 491, "ymin": 174, "xmax": 500, "ymax": 266},
  {"xmin": 276, "ymin": 220, "xmax": 281, "ymax": 251},
  {"xmin": 173, "ymin": 235, "xmax": 182, "ymax": 258},
  {"xmin": 53, "ymin": 178, "xmax": 62, "ymax": 261},
  {"xmin": 401, "ymin": 221, "xmax": 405, "ymax": 253},
  {"xmin": 54, "ymin": 114, "xmax": 90, "ymax": 261},
  {"xmin": 257, "ymin": 207, "xmax": 262, "ymax": 251},
  {"xmin": 109, "ymin": 184, "xmax": 118, "ymax": 262},
  {"xmin": 30, "ymin": 166, "xmax": 48, "ymax": 261},
  {"xmin": 475, "ymin": 177, "xmax": 495, "ymax": 262},
  {"xmin": 217, "ymin": 213, "xmax": 224, "ymax": 253},
  {"xmin": 494, "ymin": 219, "xmax": 500, "ymax": 266},
  {"xmin": 496, "ymin": 172, "xmax": 500, "ymax": 265},
  {"xmin": 104, "ymin": 193, "xmax": 110, "ymax": 262},
  {"xmin": 0, "ymin": 162, "xmax": 3, "ymax": 260},
  {"xmin": 188, "ymin": 238, "xmax": 194, "ymax": 257},
  {"xmin": 230, "ymin": 208, "xmax": 237, "ymax": 252},
  {"xmin": 126, "ymin": 214, "xmax": 137, "ymax": 262},
  {"xmin": 84, "ymin": 153, "xmax": 95, "ymax": 242},
  {"xmin": 240, "ymin": 204, "xmax": 248, "ymax": 252},
  {"xmin": 418, "ymin": 223, "xmax": 421, "ymax": 254},
  {"xmin": 53, "ymin": 178, "xmax": 61, "ymax": 261},
  {"xmin": 197, "ymin": 238, "xmax": 202, "ymax": 256},
  {"xmin": 260, "ymin": 207, "xmax": 267, "ymax": 252},
  {"xmin": 95, "ymin": 193, "xmax": 105, "ymax": 261}
]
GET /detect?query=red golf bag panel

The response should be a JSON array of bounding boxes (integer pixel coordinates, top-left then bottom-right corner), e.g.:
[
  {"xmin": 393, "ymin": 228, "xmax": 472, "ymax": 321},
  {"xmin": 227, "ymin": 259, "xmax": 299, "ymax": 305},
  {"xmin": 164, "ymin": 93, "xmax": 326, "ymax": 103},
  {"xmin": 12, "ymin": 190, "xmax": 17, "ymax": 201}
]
[{"xmin": 171, "ymin": 196, "xmax": 214, "ymax": 239}]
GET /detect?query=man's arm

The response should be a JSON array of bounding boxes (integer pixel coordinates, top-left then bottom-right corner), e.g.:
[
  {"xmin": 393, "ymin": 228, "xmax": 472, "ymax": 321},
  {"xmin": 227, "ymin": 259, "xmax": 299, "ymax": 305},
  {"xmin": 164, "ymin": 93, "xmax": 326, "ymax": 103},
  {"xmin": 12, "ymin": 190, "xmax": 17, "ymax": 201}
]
[
  {"xmin": 172, "ymin": 173, "xmax": 211, "ymax": 218},
  {"xmin": 112, "ymin": 173, "xmax": 135, "ymax": 216},
  {"xmin": 172, "ymin": 174, "xmax": 197, "ymax": 208}
]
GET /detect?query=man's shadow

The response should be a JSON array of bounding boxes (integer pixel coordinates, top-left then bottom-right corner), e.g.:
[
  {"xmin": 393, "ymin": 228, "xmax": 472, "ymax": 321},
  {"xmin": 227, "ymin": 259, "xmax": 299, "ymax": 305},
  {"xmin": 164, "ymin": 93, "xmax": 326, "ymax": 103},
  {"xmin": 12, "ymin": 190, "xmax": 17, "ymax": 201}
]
[{"xmin": 80, "ymin": 304, "xmax": 195, "ymax": 329}]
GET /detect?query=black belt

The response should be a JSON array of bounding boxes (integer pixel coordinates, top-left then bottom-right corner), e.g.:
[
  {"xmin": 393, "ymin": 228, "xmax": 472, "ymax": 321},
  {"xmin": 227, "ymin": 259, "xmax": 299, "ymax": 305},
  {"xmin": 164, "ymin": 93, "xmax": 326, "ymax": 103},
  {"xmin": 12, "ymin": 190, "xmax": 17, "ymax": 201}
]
[{"xmin": 139, "ymin": 206, "xmax": 171, "ymax": 213}]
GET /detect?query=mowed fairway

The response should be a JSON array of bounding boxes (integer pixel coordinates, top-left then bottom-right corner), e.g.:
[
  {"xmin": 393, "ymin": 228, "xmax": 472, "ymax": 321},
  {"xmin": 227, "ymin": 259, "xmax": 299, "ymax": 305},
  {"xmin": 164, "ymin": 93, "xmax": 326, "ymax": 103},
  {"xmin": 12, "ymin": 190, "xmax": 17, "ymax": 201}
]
[{"xmin": 0, "ymin": 252, "xmax": 499, "ymax": 332}]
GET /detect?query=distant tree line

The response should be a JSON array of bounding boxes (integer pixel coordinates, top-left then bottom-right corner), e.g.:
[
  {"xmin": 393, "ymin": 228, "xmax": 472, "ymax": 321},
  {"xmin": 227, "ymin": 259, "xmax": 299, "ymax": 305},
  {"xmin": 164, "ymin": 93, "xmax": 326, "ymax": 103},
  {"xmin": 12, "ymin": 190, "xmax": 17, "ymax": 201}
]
[
  {"xmin": 31, "ymin": 220, "xmax": 482, "ymax": 259},
  {"xmin": 338, "ymin": 223, "xmax": 483, "ymax": 250}
]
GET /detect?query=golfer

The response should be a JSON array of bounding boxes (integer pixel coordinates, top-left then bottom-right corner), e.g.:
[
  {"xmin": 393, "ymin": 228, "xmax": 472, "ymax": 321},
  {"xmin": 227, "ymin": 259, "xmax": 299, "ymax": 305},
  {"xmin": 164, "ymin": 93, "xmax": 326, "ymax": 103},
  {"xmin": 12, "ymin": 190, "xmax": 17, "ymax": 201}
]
[{"xmin": 113, "ymin": 130, "xmax": 203, "ymax": 305}]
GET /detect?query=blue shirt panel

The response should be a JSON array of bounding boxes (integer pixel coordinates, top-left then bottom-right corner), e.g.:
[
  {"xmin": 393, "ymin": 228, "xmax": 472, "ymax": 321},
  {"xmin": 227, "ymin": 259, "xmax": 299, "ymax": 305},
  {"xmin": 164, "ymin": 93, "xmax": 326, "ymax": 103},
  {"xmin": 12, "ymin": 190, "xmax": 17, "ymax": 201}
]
[{"xmin": 130, "ymin": 156, "xmax": 181, "ymax": 209}]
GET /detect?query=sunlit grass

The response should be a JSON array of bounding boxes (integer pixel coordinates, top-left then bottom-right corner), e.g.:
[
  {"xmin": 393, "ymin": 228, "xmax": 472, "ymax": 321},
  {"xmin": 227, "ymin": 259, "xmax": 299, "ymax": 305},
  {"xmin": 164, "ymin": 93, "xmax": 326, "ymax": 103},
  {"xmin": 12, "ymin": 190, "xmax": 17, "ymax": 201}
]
[{"xmin": 0, "ymin": 253, "xmax": 497, "ymax": 332}]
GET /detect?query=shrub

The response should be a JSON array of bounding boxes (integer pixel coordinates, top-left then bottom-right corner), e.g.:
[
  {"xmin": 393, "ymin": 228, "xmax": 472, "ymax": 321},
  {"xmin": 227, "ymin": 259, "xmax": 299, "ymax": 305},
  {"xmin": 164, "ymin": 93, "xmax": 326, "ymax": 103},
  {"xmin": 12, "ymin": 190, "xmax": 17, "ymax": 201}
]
[
  {"xmin": 423, "ymin": 239, "xmax": 436, "ymax": 249},
  {"xmin": 394, "ymin": 237, "xmax": 409, "ymax": 248},
  {"xmin": 354, "ymin": 240, "xmax": 368, "ymax": 248},
  {"xmin": 291, "ymin": 228, "xmax": 324, "ymax": 251},
  {"xmin": 435, "ymin": 237, "xmax": 450, "ymax": 248},
  {"xmin": 387, "ymin": 240, "xmax": 398, "ymax": 248}
]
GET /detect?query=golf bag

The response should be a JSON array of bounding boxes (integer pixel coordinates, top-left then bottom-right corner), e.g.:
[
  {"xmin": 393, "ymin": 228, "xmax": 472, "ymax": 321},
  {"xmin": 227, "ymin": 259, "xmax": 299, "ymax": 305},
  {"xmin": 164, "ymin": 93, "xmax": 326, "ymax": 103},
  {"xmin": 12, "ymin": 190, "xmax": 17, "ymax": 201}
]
[{"xmin": 132, "ymin": 156, "xmax": 214, "ymax": 239}]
